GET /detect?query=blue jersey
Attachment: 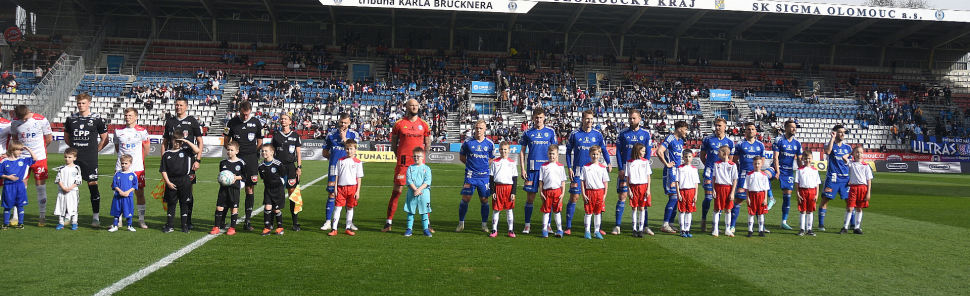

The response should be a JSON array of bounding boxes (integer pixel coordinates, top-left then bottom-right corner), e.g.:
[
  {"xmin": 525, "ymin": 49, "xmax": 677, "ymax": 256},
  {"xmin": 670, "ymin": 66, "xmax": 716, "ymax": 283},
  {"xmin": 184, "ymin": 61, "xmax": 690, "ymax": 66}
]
[
  {"xmin": 660, "ymin": 134, "xmax": 684, "ymax": 168},
  {"xmin": 616, "ymin": 127, "xmax": 652, "ymax": 171},
  {"xmin": 826, "ymin": 142, "xmax": 852, "ymax": 182},
  {"xmin": 566, "ymin": 128, "xmax": 611, "ymax": 171},
  {"xmin": 734, "ymin": 139, "xmax": 766, "ymax": 173},
  {"xmin": 459, "ymin": 138, "xmax": 495, "ymax": 178},
  {"xmin": 322, "ymin": 129, "xmax": 360, "ymax": 173},
  {"xmin": 701, "ymin": 134, "xmax": 734, "ymax": 168},
  {"xmin": 772, "ymin": 135, "xmax": 803, "ymax": 171},
  {"xmin": 520, "ymin": 126, "xmax": 558, "ymax": 171},
  {"xmin": 112, "ymin": 171, "xmax": 139, "ymax": 197},
  {"xmin": 1, "ymin": 156, "xmax": 33, "ymax": 185}
]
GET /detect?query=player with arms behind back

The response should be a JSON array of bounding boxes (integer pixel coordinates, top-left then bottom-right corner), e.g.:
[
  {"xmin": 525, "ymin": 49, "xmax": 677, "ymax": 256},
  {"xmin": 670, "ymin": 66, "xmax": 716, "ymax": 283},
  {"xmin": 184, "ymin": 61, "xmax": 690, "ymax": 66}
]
[
  {"xmin": 457, "ymin": 120, "xmax": 494, "ymax": 233},
  {"xmin": 565, "ymin": 110, "xmax": 612, "ymax": 235},
  {"xmin": 655, "ymin": 121, "xmax": 688, "ymax": 234},
  {"xmin": 613, "ymin": 109, "xmax": 652, "ymax": 235},
  {"xmin": 730, "ymin": 122, "xmax": 765, "ymax": 234},
  {"xmin": 699, "ymin": 118, "xmax": 733, "ymax": 232},
  {"xmin": 114, "ymin": 108, "xmax": 151, "ymax": 228},
  {"xmin": 772, "ymin": 120, "xmax": 802, "ymax": 230},
  {"xmin": 383, "ymin": 99, "xmax": 432, "ymax": 233},
  {"xmin": 223, "ymin": 101, "xmax": 261, "ymax": 230},
  {"xmin": 518, "ymin": 108, "xmax": 557, "ymax": 234}
]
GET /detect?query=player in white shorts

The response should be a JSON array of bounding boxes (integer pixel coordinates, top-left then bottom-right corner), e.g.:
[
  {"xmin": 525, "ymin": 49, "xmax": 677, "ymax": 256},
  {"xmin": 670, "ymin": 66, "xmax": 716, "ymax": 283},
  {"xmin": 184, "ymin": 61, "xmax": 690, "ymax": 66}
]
[
  {"xmin": 115, "ymin": 108, "xmax": 151, "ymax": 229},
  {"xmin": 10, "ymin": 105, "xmax": 53, "ymax": 227}
]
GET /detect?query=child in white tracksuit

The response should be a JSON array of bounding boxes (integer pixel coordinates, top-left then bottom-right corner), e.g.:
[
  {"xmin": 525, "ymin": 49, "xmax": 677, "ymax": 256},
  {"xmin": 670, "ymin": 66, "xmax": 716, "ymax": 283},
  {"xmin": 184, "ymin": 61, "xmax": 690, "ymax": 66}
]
[{"xmin": 54, "ymin": 148, "xmax": 83, "ymax": 230}]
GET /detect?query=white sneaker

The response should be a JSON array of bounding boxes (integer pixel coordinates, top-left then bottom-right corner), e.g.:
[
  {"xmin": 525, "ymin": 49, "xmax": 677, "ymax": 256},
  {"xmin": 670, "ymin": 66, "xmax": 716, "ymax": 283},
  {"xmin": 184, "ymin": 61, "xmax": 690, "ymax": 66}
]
[
  {"xmin": 320, "ymin": 220, "xmax": 332, "ymax": 231},
  {"xmin": 128, "ymin": 226, "xmax": 137, "ymax": 232},
  {"xmin": 712, "ymin": 230, "xmax": 719, "ymax": 237},
  {"xmin": 108, "ymin": 226, "xmax": 119, "ymax": 232},
  {"xmin": 522, "ymin": 224, "xmax": 531, "ymax": 234},
  {"xmin": 455, "ymin": 221, "xmax": 465, "ymax": 232},
  {"xmin": 725, "ymin": 229, "xmax": 735, "ymax": 237},
  {"xmin": 348, "ymin": 223, "xmax": 358, "ymax": 231},
  {"xmin": 481, "ymin": 222, "xmax": 489, "ymax": 233},
  {"xmin": 611, "ymin": 226, "xmax": 621, "ymax": 235}
]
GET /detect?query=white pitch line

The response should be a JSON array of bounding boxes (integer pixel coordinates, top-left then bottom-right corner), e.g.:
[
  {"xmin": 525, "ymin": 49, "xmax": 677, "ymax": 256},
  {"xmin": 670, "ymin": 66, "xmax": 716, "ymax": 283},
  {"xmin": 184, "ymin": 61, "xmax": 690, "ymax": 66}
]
[{"xmin": 94, "ymin": 174, "xmax": 329, "ymax": 296}]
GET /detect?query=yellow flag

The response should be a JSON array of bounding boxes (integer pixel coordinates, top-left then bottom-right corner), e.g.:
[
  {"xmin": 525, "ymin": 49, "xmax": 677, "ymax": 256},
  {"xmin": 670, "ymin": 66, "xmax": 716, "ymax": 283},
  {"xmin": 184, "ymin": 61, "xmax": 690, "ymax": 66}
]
[
  {"xmin": 288, "ymin": 187, "xmax": 303, "ymax": 214},
  {"xmin": 150, "ymin": 179, "xmax": 168, "ymax": 211}
]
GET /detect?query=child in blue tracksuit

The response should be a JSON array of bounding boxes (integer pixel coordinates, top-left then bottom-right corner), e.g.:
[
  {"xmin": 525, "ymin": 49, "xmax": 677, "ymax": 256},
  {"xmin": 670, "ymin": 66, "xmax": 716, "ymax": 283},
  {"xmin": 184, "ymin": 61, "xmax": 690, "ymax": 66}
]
[
  {"xmin": 109, "ymin": 154, "xmax": 139, "ymax": 232},
  {"xmin": 403, "ymin": 147, "xmax": 433, "ymax": 237},
  {"xmin": 1, "ymin": 140, "xmax": 36, "ymax": 229}
]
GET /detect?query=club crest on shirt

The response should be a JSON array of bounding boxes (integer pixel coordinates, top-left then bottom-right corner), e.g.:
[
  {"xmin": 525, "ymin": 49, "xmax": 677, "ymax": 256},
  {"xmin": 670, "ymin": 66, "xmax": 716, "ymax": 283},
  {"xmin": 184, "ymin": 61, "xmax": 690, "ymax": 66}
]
[
  {"xmin": 235, "ymin": 165, "xmax": 241, "ymax": 171},
  {"xmin": 129, "ymin": 175, "xmax": 134, "ymax": 181},
  {"xmin": 251, "ymin": 176, "xmax": 258, "ymax": 182},
  {"xmin": 271, "ymin": 167, "xmax": 277, "ymax": 173},
  {"xmin": 288, "ymin": 146, "xmax": 295, "ymax": 153},
  {"xmin": 288, "ymin": 179, "xmax": 297, "ymax": 186},
  {"xmin": 179, "ymin": 153, "xmax": 184, "ymax": 158}
]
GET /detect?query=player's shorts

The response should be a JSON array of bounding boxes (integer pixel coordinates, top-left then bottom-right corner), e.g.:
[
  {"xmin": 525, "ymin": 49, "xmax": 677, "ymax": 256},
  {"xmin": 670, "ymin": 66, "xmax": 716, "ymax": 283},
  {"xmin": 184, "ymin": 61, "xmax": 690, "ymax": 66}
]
[
  {"xmin": 662, "ymin": 167, "xmax": 678, "ymax": 195},
  {"xmin": 584, "ymin": 188, "xmax": 606, "ymax": 214},
  {"xmin": 569, "ymin": 176, "xmax": 582, "ymax": 194},
  {"xmin": 131, "ymin": 171, "xmax": 146, "ymax": 189},
  {"xmin": 404, "ymin": 191, "xmax": 432, "ymax": 215},
  {"xmin": 713, "ymin": 184, "xmax": 735, "ymax": 210},
  {"xmin": 797, "ymin": 188, "xmax": 817, "ymax": 212},
  {"xmin": 262, "ymin": 186, "xmax": 286, "ymax": 210},
  {"xmin": 460, "ymin": 177, "xmax": 490, "ymax": 198},
  {"xmin": 240, "ymin": 153, "xmax": 260, "ymax": 186},
  {"xmin": 110, "ymin": 196, "xmax": 134, "ymax": 218},
  {"xmin": 540, "ymin": 188, "xmax": 563, "ymax": 213},
  {"xmin": 823, "ymin": 179, "xmax": 850, "ymax": 200},
  {"xmin": 336, "ymin": 184, "xmax": 359, "ymax": 207},
  {"xmin": 615, "ymin": 176, "xmax": 629, "ymax": 194},
  {"xmin": 678, "ymin": 188, "xmax": 697, "ymax": 213},
  {"xmin": 523, "ymin": 171, "xmax": 540, "ymax": 193},
  {"xmin": 393, "ymin": 164, "xmax": 408, "ymax": 186},
  {"xmin": 847, "ymin": 184, "xmax": 869, "ymax": 209},
  {"xmin": 628, "ymin": 183, "xmax": 651, "ymax": 208},
  {"xmin": 746, "ymin": 191, "xmax": 767, "ymax": 215},
  {"xmin": 735, "ymin": 171, "xmax": 748, "ymax": 200},
  {"xmin": 281, "ymin": 162, "xmax": 299, "ymax": 189},
  {"xmin": 217, "ymin": 186, "xmax": 240, "ymax": 208},
  {"xmin": 71, "ymin": 158, "xmax": 94, "ymax": 182},
  {"xmin": 703, "ymin": 168, "xmax": 715, "ymax": 191},
  {"xmin": 779, "ymin": 169, "xmax": 795, "ymax": 191},
  {"xmin": 26, "ymin": 158, "xmax": 50, "ymax": 182},
  {"xmin": 1, "ymin": 182, "xmax": 27, "ymax": 209},
  {"xmin": 492, "ymin": 184, "xmax": 515, "ymax": 211}
]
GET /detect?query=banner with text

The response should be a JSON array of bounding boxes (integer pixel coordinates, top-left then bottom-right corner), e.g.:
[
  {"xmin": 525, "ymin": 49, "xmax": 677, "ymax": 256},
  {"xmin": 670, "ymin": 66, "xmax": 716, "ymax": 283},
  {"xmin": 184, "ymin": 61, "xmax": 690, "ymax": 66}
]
[
  {"xmin": 319, "ymin": 0, "xmax": 537, "ymax": 13},
  {"xmin": 471, "ymin": 81, "xmax": 497, "ymax": 94},
  {"xmin": 710, "ymin": 89, "xmax": 732, "ymax": 102},
  {"xmin": 911, "ymin": 136, "xmax": 970, "ymax": 156}
]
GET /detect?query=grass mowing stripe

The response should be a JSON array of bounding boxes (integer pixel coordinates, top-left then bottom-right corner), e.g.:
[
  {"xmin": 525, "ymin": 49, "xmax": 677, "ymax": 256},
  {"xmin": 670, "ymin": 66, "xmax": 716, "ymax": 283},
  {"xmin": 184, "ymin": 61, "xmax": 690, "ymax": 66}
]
[{"xmin": 94, "ymin": 174, "xmax": 327, "ymax": 295}]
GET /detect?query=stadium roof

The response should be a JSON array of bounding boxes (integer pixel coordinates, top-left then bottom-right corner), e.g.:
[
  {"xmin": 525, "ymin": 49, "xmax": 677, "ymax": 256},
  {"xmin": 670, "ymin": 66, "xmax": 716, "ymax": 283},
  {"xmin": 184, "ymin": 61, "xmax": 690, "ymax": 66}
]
[{"xmin": 8, "ymin": 0, "xmax": 970, "ymax": 49}]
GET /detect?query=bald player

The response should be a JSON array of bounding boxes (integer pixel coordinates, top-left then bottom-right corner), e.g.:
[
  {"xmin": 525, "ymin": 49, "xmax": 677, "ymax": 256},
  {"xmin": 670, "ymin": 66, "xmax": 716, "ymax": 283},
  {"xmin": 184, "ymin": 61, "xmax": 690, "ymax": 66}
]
[{"xmin": 382, "ymin": 99, "xmax": 432, "ymax": 233}]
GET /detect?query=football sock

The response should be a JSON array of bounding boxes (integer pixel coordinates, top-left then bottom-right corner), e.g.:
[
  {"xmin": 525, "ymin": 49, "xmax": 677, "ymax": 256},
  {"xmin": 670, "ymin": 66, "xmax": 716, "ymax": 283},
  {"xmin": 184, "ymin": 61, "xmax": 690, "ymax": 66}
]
[
  {"xmin": 679, "ymin": 213, "xmax": 686, "ymax": 231},
  {"xmin": 757, "ymin": 214, "xmax": 765, "ymax": 232},
  {"xmin": 325, "ymin": 198, "xmax": 336, "ymax": 222},
  {"xmin": 799, "ymin": 213, "xmax": 806, "ymax": 230},
  {"xmin": 137, "ymin": 204, "xmax": 146, "ymax": 221},
  {"xmin": 641, "ymin": 208, "xmax": 648, "ymax": 230},
  {"xmin": 244, "ymin": 193, "xmax": 255, "ymax": 222},
  {"xmin": 179, "ymin": 201, "xmax": 189, "ymax": 229},
  {"xmin": 3, "ymin": 208, "xmax": 9, "ymax": 224},
  {"xmin": 275, "ymin": 211, "xmax": 284, "ymax": 228},
  {"xmin": 480, "ymin": 202, "xmax": 489, "ymax": 223},
  {"xmin": 713, "ymin": 211, "xmax": 721, "ymax": 232},
  {"xmin": 664, "ymin": 196, "xmax": 677, "ymax": 223},
  {"xmin": 492, "ymin": 211, "xmax": 500, "ymax": 231},
  {"xmin": 702, "ymin": 194, "xmax": 713, "ymax": 220},
  {"xmin": 781, "ymin": 193, "xmax": 792, "ymax": 222},
  {"xmin": 421, "ymin": 213, "xmax": 430, "ymax": 230},
  {"xmin": 843, "ymin": 208, "xmax": 854, "ymax": 228},
  {"xmin": 126, "ymin": 217, "xmax": 132, "ymax": 227},
  {"xmin": 849, "ymin": 212, "xmax": 856, "ymax": 226},
  {"xmin": 346, "ymin": 208, "xmax": 355, "ymax": 228},
  {"xmin": 220, "ymin": 208, "xmax": 229, "ymax": 227},
  {"xmin": 594, "ymin": 214, "xmax": 602, "ymax": 233},
  {"xmin": 113, "ymin": 217, "xmax": 119, "ymax": 227},
  {"xmin": 565, "ymin": 202, "xmax": 576, "ymax": 229},
  {"xmin": 90, "ymin": 184, "xmax": 101, "ymax": 217},
  {"xmin": 542, "ymin": 213, "xmax": 550, "ymax": 231},
  {"xmin": 16, "ymin": 208, "xmax": 23, "ymax": 225},
  {"xmin": 631, "ymin": 209, "xmax": 639, "ymax": 231},
  {"xmin": 731, "ymin": 204, "xmax": 741, "ymax": 228},
  {"xmin": 854, "ymin": 211, "xmax": 863, "ymax": 228},
  {"xmin": 686, "ymin": 213, "xmax": 692, "ymax": 230},
  {"xmin": 59, "ymin": 216, "xmax": 65, "ymax": 225},
  {"xmin": 748, "ymin": 215, "xmax": 755, "ymax": 232},
  {"xmin": 36, "ymin": 185, "xmax": 47, "ymax": 219},
  {"xmin": 186, "ymin": 195, "xmax": 194, "ymax": 226},
  {"xmin": 807, "ymin": 212, "xmax": 814, "ymax": 231},
  {"xmin": 230, "ymin": 212, "xmax": 238, "ymax": 227},
  {"xmin": 263, "ymin": 210, "xmax": 272, "ymax": 229},
  {"xmin": 387, "ymin": 190, "xmax": 402, "ymax": 220},
  {"xmin": 71, "ymin": 214, "xmax": 77, "ymax": 224},
  {"xmin": 406, "ymin": 214, "xmax": 414, "ymax": 230},
  {"xmin": 214, "ymin": 210, "xmax": 224, "ymax": 228},
  {"xmin": 818, "ymin": 208, "xmax": 826, "ymax": 226},
  {"xmin": 524, "ymin": 202, "xmax": 534, "ymax": 225},
  {"xmin": 290, "ymin": 201, "xmax": 299, "ymax": 225},
  {"xmin": 614, "ymin": 200, "xmax": 625, "ymax": 227},
  {"xmin": 333, "ymin": 206, "xmax": 343, "ymax": 230},
  {"xmin": 507, "ymin": 209, "xmax": 514, "ymax": 231},
  {"xmin": 166, "ymin": 203, "xmax": 176, "ymax": 228},
  {"xmin": 554, "ymin": 212, "xmax": 562, "ymax": 231},
  {"xmin": 584, "ymin": 214, "xmax": 592, "ymax": 232},
  {"xmin": 725, "ymin": 210, "xmax": 733, "ymax": 231},
  {"xmin": 458, "ymin": 199, "xmax": 469, "ymax": 222}
]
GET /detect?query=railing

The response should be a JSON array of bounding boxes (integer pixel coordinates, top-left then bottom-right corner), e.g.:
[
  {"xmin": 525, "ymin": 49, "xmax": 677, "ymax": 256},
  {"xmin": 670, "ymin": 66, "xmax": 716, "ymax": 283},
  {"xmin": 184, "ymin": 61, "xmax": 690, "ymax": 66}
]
[{"xmin": 29, "ymin": 53, "xmax": 86, "ymax": 118}]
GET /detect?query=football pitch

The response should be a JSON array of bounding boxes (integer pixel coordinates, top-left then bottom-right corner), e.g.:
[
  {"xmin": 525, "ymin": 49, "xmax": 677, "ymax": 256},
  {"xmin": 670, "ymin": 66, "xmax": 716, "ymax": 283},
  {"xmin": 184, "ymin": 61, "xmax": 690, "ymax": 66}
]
[{"xmin": 3, "ymin": 155, "xmax": 969, "ymax": 295}]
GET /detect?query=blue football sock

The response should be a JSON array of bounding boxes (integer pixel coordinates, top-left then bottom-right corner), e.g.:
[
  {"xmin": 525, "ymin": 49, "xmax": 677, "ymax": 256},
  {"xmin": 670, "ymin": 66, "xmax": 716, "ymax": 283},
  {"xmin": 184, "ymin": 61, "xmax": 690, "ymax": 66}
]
[
  {"xmin": 325, "ymin": 198, "xmax": 336, "ymax": 221},
  {"xmin": 614, "ymin": 201, "xmax": 625, "ymax": 227},
  {"xmin": 664, "ymin": 196, "xmax": 678, "ymax": 223},
  {"xmin": 849, "ymin": 212, "xmax": 856, "ymax": 227},
  {"xmin": 126, "ymin": 218, "xmax": 133, "ymax": 227},
  {"xmin": 113, "ymin": 217, "xmax": 120, "ymax": 227},
  {"xmin": 731, "ymin": 205, "xmax": 741, "ymax": 228},
  {"xmin": 702, "ymin": 194, "xmax": 713, "ymax": 220},
  {"xmin": 480, "ymin": 202, "xmax": 490, "ymax": 223},
  {"xmin": 565, "ymin": 202, "xmax": 576, "ymax": 229},
  {"xmin": 18, "ymin": 209, "xmax": 24, "ymax": 225},
  {"xmin": 782, "ymin": 193, "xmax": 792, "ymax": 221},
  {"xmin": 819, "ymin": 209, "xmax": 827, "ymax": 226},
  {"xmin": 458, "ymin": 200, "xmax": 469, "ymax": 222},
  {"xmin": 3, "ymin": 209, "xmax": 10, "ymax": 224},
  {"xmin": 407, "ymin": 214, "xmax": 415, "ymax": 230},
  {"xmin": 421, "ymin": 213, "xmax": 430, "ymax": 230},
  {"xmin": 524, "ymin": 203, "xmax": 534, "ymax": 224}
]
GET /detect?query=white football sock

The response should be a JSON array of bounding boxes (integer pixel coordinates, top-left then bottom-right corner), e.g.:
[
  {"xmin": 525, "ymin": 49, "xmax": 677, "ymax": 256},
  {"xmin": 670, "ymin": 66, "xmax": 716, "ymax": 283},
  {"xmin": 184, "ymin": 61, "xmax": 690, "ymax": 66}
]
[
  {"xmin": 554, "ymin": 212, "xmax": 562, "ymax": 231},
  {"xmin": 725, "ymin": 211, "xmax": 732, "ymax": 231},
  {"xmin": 138, "ymin": 204, "xmax": 146, "ymax": 221},
  {"xmin": 59, "ymin": 216, "xmax": 65, "ymax": 225},
  {"xmin": 346, "ymin": 208, "xmax": 354, "ymax": 228},
  {"xmin": 713, "ymin": 211, "xmax": 721, "ymax": 232},
  {"xmin": 843, "ymin": 208, "xmax": 854, "ymax": 228},
  {"xmin": 758, "ymin": 214, "xmax": 765, "ymax": 232},
  {"xmin": 638, "ymin": 209, "xmax": 646, "ymax": 231},
  {"xmin": 584, "ymin": 214, "xmax": 592, "ymax": 232},
  {"xmin": 593, "ymin": 214, "xmax": 601, "ymax": 233},
  {"xmin": 542, "ymin": 213, "xmax": 550, "ymax": 231},
  {"xmin": 748, "ymin": 215, "xmax": 755, "ymax": 232},
  {"xmin": 686, "ymin": 213, "xmax": 692, "ymax": 230},
  {"xmin": 93, "ymin": 213, "xmax": 100, "ymax": 221},
  {"xmin": 492, "ymin": 211, "xmax": 500, "ymax": 232},
  {"xmin": 332, "ymin": 206, "xmax": 342, "ymax": 230},
  {"xmin": 807, "ymin": 213, "xmax": 814, "ymax": 231},
  {"xmin": 799, "ymin": 213, "xmax": 806, "ymax": 230},
  {"xmin": 854, "ymin": 211, "xmax": 863, "ymax": 229},
  {"xmin": 36, "ymin": 185, "xmax": 47, "ymax": 218},
  {"xmin": 386, "ymin": 219, "xmax": 393, "ymax": 225},
  {"xmin": 630, "ymin": 209, "xmax": 639, "ymax": 231},
  {"xmin": 506, "ymin": 210, "xmax": 514, "ymax": 232}
]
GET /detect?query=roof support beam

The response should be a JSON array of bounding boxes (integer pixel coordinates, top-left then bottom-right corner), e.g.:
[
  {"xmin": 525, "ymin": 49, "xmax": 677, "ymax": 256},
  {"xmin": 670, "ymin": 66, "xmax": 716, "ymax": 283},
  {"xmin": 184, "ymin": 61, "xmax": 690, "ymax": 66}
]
[
  {"xmin": 74, "ymin": 0, "xmax": 100, "ymax": 15},
  {"xmin": 10, "ymin": 0, "xmax": 43, "ymax": 13},
  {"xmin": 825, "ymin": 19, "xmax": 878, "ymax": 44},
  {"xmin": 772, "ymin": 15, "xmax": 823, "ymax": 42},
  {"xmin": 620, "ymin": 7, "xmax": 647, "ymax": 36},
  {"xmin": 927, "ymin": 24, "xmax": 970, "ymax": 48},
  {"xmin": 263, "ymin": 0, "xmax": 278, "ymax": 22},
  {"xmin": 563, "ymin": 4, "xmax": 586, "ymax": 33},
  {"xmin": 135, "ymin": 0, "xmax": 161, "ymax": 18},
  {"xmin": 671, "ymin": 11, "xmax": 706, "ymax": 37},
  {"xmin": 199, "ymin": 0, "xmax": 223, "ymax": 19},
  {"xmin": 725, "ymin": 14, "xmax": 765, "ymax": 40},
  {"xmin": 876, "ymin": 22, "xmax": 931, "ymax": 46}
]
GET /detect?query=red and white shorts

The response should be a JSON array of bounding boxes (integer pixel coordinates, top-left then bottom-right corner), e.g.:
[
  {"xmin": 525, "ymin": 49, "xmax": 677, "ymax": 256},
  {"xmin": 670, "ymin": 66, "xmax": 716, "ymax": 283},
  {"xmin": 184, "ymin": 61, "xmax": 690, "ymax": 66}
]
[
  {"xmin": 336, "ymin": 185, "xmax": 359, "ymax": 208},
  {"xmin": 797, "ymin": 187, "xmax": 817, "ymax": 212},
  {"xmin": 747, "ymin": 191, "xmax": 768, "ymax": 215},
  {"xmin": 540, "ymin": 188, "xmax": 563, "ymax": 213},
  {"xmin": 135, "ymin": 170, "xmax": 146, "ymax": 189},
  {"xmin": 713, "ymin": 184, "xmax": 735, "ymax": 211},
  {"xmin": 583, "ymin": 189, "xmax": 605, "ymax": 215},
  {"xmin": 492, "ymin": 184, "xmax": 515, "ymax": 211},
  {"xmin": 30, "ymin": 159, "xmax": 49, "ymax": 182},
  {"xmin": 847, "ymin": 184, "xmax": 869, "ymax": 209},
  {"xmin": 628, "ymin": 183, "xmax": 651, "ymax": 208},
  {"xmin": 677, "ymin": 188, "xmax": 697, "ymax": 213}
]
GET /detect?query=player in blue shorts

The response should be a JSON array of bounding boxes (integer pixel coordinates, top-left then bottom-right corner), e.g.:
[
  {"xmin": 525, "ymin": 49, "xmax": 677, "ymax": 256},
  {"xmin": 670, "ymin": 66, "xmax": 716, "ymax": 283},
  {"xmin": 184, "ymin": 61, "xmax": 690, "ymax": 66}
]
[
  {"xmin": 772, "ymin": 120, "xmax": 802, "ymax": 230},
  {"xmin": 731, "ymin": 122, "xmax": 765, "ymax": 233},
  {"xmin": 699, "ymin": 118, "xmax": 733, "ymax": 232},
  {"xmin": 518, "ymin": 109, "xmax": 557, "ymax": 234},
  {"xmin": 457, "ymin": 120, "xmax": 495, "ymax": 233},
  {"xmin": 320, "ymin": 114, "xmax": 359, "ymax": 231},
  {"xmin": 565, "ymin": 110, "xmax": 611, "ymax": 235},
  {"xmin": 612, "ymin": 109, "xmax": 651, "ymax": 235},
  {"xmin": 655, "ymin": 121, "xmax": 688, "ymax": 234},
  {"xmin": 820, "ymin": 125, "xmax": 852, "ymax": 231},
  {"xmin": 1, "ymin": 141, "xmax": 36, "ymax": 229}
]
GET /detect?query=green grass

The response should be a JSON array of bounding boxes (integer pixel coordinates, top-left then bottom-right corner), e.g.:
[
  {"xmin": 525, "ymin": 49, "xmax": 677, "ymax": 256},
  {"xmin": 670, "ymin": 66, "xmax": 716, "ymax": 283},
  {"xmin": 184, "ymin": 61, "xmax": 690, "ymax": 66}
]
[{"xmin": 3, "ymin": 155, "xmax": 970, "ymax": 295}]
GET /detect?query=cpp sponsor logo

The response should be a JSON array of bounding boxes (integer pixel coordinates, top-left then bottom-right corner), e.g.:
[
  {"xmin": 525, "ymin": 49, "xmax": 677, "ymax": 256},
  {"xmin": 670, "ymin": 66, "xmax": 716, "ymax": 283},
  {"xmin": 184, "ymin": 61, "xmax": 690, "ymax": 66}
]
[{"xmin": 886, "ymin": 163, "xmax": 908, "ymax": 170}]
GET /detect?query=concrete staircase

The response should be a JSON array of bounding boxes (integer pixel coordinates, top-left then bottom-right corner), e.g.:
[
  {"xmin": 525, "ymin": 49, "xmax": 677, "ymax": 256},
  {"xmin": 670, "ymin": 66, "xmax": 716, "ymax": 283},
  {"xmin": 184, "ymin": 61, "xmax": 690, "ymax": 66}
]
[{"xmin": 209, "ymin": 80, "xmax": 237, "ymax": 135}]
